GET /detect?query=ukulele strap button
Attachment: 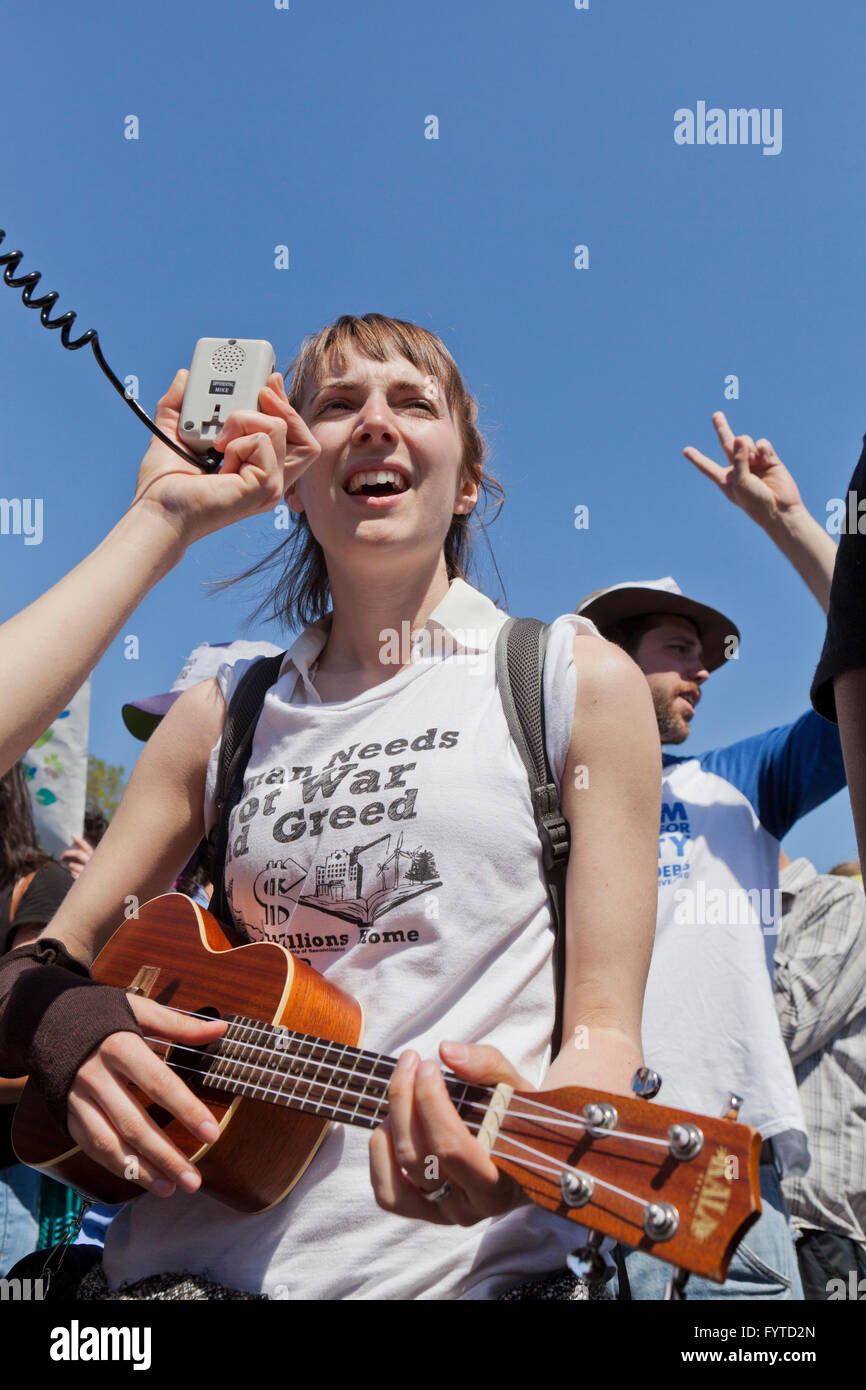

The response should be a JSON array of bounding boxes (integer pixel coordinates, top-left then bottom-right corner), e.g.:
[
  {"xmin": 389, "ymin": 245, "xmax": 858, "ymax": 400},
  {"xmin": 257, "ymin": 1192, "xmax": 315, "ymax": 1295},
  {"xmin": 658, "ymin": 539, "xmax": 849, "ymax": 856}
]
[
  {"xmin": 723, "ymin": 1092, "xmax": 744, "ymax": 1121},
  {"xmin": 631, "ymin": 1066, "xmax": 662, "ymax": 1099}
]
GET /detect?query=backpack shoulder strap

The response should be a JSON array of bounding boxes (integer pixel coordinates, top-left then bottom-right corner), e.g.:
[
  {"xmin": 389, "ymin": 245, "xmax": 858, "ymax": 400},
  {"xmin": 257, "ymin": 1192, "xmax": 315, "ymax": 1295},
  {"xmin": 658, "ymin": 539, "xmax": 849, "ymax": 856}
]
[
  {"xmin": 495, "ymin": 617, "xmax": 571, "ymax": 1055},
  {"xmin": 207, "ymin": 652, "xmax": 287, "ymax": 929}
]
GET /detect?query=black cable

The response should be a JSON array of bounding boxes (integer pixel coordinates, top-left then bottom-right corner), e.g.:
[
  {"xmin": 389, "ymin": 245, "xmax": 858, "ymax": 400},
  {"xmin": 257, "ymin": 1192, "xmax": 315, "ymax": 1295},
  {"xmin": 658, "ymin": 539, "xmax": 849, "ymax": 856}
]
[{"xmin": 0, "ymin": 228, "xmax": 223, "ymax": 473}]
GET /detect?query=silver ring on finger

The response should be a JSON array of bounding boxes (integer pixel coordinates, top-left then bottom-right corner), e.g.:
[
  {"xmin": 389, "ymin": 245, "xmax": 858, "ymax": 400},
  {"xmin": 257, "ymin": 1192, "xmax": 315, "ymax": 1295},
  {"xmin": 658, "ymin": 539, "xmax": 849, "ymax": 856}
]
[{"xmin": 422, "ymin": 1179, "xmax": 452, "ymax": 1203}]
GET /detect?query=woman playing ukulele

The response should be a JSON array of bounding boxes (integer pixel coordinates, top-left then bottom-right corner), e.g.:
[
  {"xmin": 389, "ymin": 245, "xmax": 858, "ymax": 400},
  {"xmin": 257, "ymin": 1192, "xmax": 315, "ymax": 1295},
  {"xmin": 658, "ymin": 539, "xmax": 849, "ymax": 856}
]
[{"xmin": 0, "ymin": 314, "xmax": 660, "ymax": 1298}]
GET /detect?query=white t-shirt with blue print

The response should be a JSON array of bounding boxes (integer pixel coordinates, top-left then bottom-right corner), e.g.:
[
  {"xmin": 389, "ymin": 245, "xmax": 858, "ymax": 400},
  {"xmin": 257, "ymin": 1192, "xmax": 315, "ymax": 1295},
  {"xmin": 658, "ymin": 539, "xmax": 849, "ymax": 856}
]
[{"xmin": 647, "ymin": 711, "xmax": 846, "ymax": 1175}]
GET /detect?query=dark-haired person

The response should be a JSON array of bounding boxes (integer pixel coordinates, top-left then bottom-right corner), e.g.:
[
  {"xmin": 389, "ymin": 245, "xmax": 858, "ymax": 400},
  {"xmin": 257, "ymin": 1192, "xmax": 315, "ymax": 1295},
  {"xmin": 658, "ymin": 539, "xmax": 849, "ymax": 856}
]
[
  {"xmin": 577, "ymin": 413, "xmax": 845, "ymax": 1301},
  {"xmin": 0, "ymin": 369, "xmax": 311, "ymax": 780},
  {"xmin": 0, "ymin": 315, "xmax": 661, "ymax": 1300},
  {"xmin": 0, "ymin": 763, "xmax": 73, "ymax": 1273},
  {"xmin": 811, "ymin": 435, "xmax": 866, "ymax": 879}
]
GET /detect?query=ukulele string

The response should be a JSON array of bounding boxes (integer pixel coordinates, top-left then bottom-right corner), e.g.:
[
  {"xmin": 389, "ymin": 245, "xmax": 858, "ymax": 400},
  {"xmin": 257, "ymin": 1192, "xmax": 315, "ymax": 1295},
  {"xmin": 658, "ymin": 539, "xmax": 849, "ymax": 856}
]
[
  {"xmin": 486, "ymin": 1131, "xmax": 654, "ymax": 1210},
  {"xmin": 142, "ymin": 1013, "xmax": 674, "ymax": 1152},
  {"xmin": 142, "ymin": 1031, "xmax": 673, "ymax": 1160},
  {"xmin": 154, "ymin": 1055, "xmax": 598, "ymax": 1185},
  {"xmin": 142, "ymin": 1030, "xmax": 551, "ymax": 1127},
  {"xmin": 153, "ymin": 1006, "xmax": 396, "ymax": 1080},
  {"xmin": 137, "ymin": 1002, "xmax": 671, "ymax": 1151},
  {"xmin": 158, "ymin": 1053, "xmax": 393, "ymax": 1129},
  {"xmin": 140, "ymin": 1003, "xmax": 666, "ymax": 1142},
  {"xmin": 155, "ymin": 1049, "xmax": 653, "ymax": 1216}
]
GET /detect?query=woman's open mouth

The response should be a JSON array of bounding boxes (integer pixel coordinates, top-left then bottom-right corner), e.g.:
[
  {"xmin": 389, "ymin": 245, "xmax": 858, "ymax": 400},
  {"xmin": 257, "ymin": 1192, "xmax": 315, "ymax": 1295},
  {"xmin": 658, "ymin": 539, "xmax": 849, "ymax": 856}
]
[
  {"xmin": 345, "ymin": 469, "xmax": 409, "ymax": 496},
  {"xmin": 343, "ymin": 467, "xmax": 410, "ymax": 503}
]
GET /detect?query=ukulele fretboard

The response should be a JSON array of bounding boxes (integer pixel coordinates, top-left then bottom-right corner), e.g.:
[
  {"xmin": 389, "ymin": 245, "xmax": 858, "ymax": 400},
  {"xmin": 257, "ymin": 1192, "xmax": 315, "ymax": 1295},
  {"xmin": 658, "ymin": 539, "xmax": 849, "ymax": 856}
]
[{"xmin": 179, "ymin": 1014, "xmax": 490, "ymax": 1131}]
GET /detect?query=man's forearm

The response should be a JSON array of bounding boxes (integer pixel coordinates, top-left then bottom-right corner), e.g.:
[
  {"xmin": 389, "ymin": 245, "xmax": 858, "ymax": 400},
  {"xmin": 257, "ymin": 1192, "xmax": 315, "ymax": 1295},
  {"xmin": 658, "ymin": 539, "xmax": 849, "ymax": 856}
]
[
  {"xmin": 0, "ymin": 504, "xmax": 187, "ymax": 775},
  {"xmin": 763, "ymin": 502, "xmax": 838, "ymax": 614}
]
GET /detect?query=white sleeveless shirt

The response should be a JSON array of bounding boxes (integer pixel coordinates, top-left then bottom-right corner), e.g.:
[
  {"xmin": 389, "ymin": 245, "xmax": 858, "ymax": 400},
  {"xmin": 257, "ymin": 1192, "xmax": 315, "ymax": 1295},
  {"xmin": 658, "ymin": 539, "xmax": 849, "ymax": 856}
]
[{"xmin": 102, "ymin": 581, "xmax": 601, "ymax": 1299}]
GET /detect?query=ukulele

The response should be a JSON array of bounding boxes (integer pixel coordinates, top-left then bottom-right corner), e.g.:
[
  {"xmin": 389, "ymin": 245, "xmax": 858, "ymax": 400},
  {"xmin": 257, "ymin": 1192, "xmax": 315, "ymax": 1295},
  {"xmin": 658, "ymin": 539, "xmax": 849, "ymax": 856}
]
[{"xmin": 13, "ymin": 893, "xmax": 761, "ymax": 1282}]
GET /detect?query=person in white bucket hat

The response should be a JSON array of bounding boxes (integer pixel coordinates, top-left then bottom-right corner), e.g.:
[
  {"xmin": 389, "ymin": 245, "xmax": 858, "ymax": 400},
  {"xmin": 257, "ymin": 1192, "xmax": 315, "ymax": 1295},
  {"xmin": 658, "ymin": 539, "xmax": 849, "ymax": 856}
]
[
  {"xmin": 122, "ymin": 640, "xmax": 284, "ymax": 743},
  {"xmin": 576, "ymin": 412, "xmax": 847, "ymax": 1302},
  {"xmin": 115, "ymin": 639, "xmax": 286, "ymax": 913}
]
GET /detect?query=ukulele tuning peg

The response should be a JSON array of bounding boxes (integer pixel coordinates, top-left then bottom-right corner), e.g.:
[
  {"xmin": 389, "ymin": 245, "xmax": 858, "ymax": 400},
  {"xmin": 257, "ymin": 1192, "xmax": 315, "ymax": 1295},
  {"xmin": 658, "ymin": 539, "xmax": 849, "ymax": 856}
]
[
  {"xmin": 668, "ymin": 1122, "xmax": 703, "ymax": 1161},
  {"xmin": 721, "ymin": 1092, "xmax": 743, "ymax": 1121},
  {"xmin": 582, "ymin": 1101, "xmax": 618, "ymax": 1133},
  {"xmin": 560, "ymin": 1169, "xmax": 594, "ymax": 1208},
  {"xmin": 631, "ymin": 1066, "xmax": 662, "ymax": 1099},
  {"xmin": 642, "ymin": 1201, "xmax": 679, "ymax": 1241},
  {"xmin": 566, "ymin": 1230, "xmax": 612, "ymax": 1284}
]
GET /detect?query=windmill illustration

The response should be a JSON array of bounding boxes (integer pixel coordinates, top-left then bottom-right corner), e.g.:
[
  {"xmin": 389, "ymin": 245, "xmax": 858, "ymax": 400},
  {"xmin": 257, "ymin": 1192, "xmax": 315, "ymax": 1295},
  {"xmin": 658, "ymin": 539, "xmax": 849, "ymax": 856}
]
[{"xmin": 375, "ymin": 832, "xmax": 415, "ymax": 892}]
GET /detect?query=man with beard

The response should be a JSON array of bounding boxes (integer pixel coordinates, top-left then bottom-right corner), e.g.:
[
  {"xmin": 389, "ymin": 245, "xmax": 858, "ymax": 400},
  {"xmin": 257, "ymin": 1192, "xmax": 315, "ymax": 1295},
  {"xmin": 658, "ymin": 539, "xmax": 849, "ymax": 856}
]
[{"xmin": 575, "ymin": 413, "xmax": 845, "ymax": 1300}]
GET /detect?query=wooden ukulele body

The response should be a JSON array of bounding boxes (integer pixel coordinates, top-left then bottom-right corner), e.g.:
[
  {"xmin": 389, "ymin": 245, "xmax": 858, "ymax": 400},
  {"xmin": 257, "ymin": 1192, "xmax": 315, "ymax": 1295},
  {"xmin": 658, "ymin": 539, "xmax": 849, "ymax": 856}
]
[{"xmin": 13, "ymin": 895, "xmax": 363, "ymax": 1211}]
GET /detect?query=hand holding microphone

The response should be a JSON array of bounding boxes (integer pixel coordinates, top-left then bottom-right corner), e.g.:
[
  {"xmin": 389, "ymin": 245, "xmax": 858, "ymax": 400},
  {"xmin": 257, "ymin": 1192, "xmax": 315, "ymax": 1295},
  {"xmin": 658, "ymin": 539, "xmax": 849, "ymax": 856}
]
[{"xmin": 130, "ymin": 344, "xmax": 320, "ymax": 547}]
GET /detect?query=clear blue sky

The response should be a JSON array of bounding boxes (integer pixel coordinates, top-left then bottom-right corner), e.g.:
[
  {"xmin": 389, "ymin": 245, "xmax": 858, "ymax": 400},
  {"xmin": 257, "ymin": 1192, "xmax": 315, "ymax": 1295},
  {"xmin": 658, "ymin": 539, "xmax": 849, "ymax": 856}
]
[{"xmin": 0, "ymin": 0, "xmax": 860, "ymax": 869}]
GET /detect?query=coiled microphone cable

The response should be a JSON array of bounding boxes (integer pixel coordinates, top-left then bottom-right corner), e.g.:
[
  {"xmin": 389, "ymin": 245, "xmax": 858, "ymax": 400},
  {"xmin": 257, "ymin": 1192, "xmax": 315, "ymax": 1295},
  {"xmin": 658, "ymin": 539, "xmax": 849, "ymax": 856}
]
[{"xmin": 0, "ymin": 228, "xmax": 222, "ymax": 472}]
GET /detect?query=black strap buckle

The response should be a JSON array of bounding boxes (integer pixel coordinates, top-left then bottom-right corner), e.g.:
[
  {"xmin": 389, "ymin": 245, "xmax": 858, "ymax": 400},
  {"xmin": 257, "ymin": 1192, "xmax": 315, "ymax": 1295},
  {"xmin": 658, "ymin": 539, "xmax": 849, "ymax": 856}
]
[{"xmin": 533, "ymin": 784, "xmax": 570, "ymax": 873}]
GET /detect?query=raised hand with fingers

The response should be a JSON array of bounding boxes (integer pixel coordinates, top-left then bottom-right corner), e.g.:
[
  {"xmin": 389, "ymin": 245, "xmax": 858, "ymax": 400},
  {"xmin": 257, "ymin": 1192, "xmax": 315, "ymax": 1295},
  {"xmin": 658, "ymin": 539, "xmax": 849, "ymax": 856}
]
[
  {"xmin": 684, "ymin": 411, "xmax": 802, "ymax": 530},
  {"xmin": 60, "ymin": 833, "xmax": 94, "ymax": 880}
]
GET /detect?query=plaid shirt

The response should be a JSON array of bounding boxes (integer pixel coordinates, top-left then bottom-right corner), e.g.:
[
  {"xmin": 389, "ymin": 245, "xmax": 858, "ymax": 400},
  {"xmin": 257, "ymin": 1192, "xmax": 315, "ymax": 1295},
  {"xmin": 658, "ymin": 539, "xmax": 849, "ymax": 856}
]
[{"xmin": 775, "ymin": 857, "xmax": 866, "ymax": 1244}]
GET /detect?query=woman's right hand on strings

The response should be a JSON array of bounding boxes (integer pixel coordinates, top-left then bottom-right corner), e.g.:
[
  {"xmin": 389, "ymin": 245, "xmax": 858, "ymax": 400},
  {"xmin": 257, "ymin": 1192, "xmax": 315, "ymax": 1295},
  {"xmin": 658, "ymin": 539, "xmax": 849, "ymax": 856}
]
[
  {"xmin": 130, "ymin": 370, "xmax": 320, "ymax": 548},
  {"xmin": 65, "ymin": 996, "xmax": 228, "ymax": 1197}
]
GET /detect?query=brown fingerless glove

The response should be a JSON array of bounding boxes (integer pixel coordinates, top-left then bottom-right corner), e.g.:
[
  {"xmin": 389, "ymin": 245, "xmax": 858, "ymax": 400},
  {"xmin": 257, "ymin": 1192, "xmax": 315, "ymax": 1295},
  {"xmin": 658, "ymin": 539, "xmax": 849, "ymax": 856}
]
[{"xmin": 0, "ymin": 938, "xmax": 143, "ymax": 1129}]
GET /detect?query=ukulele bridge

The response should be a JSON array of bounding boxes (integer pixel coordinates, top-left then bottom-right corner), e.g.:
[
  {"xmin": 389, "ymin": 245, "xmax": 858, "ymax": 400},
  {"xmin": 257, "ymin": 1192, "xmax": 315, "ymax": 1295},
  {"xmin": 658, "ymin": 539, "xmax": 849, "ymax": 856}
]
[{"xmin": 125, "ymin": 966, "xmax": 161, "ymax": 997}]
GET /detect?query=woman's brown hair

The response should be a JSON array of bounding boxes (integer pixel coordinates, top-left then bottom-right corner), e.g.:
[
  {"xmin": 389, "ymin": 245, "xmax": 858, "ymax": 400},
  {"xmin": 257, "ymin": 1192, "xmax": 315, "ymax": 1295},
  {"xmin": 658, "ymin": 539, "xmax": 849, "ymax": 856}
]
[
  {"xmin": 212, "ymin": 313, "xmax": 504, "ymax": 630},
  {"xmin": 0, "ymin": 762, "xmax": 55, "ymax": 889}
]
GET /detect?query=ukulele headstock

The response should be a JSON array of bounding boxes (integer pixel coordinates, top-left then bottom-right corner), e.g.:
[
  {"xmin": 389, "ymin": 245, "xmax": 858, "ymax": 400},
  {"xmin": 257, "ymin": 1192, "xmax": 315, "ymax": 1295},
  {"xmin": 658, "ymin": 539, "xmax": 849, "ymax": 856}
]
[{"xmin": 490, "ymin": 1082, "xmax": 762, "ymax": 1283}]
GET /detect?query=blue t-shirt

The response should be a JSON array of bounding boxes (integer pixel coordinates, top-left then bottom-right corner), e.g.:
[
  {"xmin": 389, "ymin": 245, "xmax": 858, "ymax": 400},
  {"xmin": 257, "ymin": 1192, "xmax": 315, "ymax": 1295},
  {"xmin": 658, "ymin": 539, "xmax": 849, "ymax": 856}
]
[{"xmin": 664, "ymin": 708, "xmax": 847, "ymax": 843}]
